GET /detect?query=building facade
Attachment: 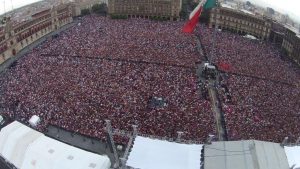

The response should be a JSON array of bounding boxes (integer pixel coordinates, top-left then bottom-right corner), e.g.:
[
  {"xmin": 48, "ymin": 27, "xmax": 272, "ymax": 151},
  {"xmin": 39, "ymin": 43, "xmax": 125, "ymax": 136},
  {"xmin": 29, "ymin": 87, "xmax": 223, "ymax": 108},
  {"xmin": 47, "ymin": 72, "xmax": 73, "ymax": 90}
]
[
  {"xmin": 0, "ymin": 4, "xmax": 73, "ymax": 65},
  {"xmin": 108, "ymin": 0, "xmax": 182, "ymax": 20},
  {"xmin": 208, "ymin": 7, "xmax": 272, "ymax": 40},
  {"xmin": 208, "ymin": 6, "xmax": 300, "ymax": 65},
  {"xmin": 269, "ymin": 22, "xmax": 300, "ymax": 65},
  {"xmin": 281, "ymin": 28, "xmax": 300, "ymax": 65}
]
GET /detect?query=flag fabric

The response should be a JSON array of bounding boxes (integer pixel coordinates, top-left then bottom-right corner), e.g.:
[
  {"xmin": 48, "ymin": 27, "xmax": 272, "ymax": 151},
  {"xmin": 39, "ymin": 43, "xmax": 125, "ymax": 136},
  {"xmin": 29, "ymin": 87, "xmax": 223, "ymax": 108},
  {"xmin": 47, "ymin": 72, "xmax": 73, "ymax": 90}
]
[
  {"xmin": 218, "ymin": 62, "xmax": 232, "ymax": 71},
  {"xmin": 182, "ymin": 0, "xmax": 207, "ymax": 33},
  {"xmin": 182, "ymin": 0, "xmax": 217, "ymax": 33},
  {"xmin": 204, "ymin": 0, "xmax": 217, "ymax": 10}
]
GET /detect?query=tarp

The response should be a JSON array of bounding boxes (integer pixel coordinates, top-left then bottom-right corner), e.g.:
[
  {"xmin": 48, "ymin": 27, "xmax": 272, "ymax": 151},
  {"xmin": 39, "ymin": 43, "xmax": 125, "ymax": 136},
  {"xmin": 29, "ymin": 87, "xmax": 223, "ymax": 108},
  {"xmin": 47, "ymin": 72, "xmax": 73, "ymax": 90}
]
[
  {"xmin": 127, "ymin": 136, "xmax": 203, "ymax": 169},
  {"xmin": 29, "ymin": 115, "xmax": 40, "ymax": 127},
  {"xmin": 205, "ymin": 140, "xmax": 290, "ymax": 169},
  {"xmin": 0, "ymin": 121, "xmax": 111, "ymax": 169},
  {"xmin": 284, "ymin": 146, "xmax": 300, "ymax": 168}
]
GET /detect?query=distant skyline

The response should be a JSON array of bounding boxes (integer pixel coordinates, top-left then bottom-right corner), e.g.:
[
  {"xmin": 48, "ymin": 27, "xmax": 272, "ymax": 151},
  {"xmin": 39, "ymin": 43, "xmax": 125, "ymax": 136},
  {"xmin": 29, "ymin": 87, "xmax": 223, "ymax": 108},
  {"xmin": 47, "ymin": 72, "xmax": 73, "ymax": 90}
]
[{"xmin": 241, "ymin": 0, "xmax": 300, "ymax": 22}]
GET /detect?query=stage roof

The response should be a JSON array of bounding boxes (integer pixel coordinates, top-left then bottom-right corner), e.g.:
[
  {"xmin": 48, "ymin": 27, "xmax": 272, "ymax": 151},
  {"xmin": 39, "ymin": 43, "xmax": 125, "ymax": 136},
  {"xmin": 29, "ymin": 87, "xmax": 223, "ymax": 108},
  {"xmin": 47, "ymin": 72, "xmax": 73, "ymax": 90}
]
[
  {"xmin": 127, "ymin": 136, "xmax": 203, "ymax": 169},
  {"xmin": 0, "ymin": 121, "xmax": 111, "ymax": 169},
  {"xmin": 284, "ymin": 145, "xmax": 300, "ymax": 169},
  {"xmin": 204, "ymin": 140, "xmax": 290, "ymax": 169}
]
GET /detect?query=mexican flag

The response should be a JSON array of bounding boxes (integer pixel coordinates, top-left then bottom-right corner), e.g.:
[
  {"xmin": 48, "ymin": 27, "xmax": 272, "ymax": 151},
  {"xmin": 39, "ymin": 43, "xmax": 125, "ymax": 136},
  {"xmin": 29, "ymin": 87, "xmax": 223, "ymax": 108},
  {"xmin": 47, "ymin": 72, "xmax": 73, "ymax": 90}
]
[{"xmin": 182, "ymin": 0, "xmax": 217, "ymax": 33}]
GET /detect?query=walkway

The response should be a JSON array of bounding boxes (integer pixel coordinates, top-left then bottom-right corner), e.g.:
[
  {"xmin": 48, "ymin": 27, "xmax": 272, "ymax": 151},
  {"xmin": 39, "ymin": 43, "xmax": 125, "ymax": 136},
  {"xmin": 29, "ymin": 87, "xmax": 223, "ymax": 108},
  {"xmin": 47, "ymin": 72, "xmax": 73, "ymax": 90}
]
[
  {"xmin": 195, "ymin": 34, "xmax": 228, "ymax": 141},
  {"xmin": 208, "ymin": 79, "xmax": 227, "ymax": 141}
]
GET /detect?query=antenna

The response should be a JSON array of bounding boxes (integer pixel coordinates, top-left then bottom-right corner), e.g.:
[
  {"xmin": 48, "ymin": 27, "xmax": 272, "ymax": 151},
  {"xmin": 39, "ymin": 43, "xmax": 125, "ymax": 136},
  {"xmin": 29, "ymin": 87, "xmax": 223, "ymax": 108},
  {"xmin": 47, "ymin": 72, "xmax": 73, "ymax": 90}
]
[
  {"xmin": 10, "ymin": 0, "xmax": 14, "ymax": 10},
  {"xmin": 10, "ymin": 0, "xmax": 13, "ymax": 11},
  {"xmin": 3, "ymin": 0, "xmax": 6, "ymax": 17},
  {"xmin": 10, "ymin": 0, "xmax": 14, "ymax": 18}
]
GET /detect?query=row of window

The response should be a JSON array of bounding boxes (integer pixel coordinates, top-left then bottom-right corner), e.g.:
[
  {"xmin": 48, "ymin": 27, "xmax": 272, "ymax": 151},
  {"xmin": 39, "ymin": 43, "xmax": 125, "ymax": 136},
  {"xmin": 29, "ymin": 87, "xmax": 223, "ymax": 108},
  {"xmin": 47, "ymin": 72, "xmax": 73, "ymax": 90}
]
[
  {"xmin": 14, "ymin": 14, "xmax": 51, "ymax": 34},
  {"xmin": 115, "ymin": 8, "xmax": 172, "ymax": 12},
  {"xmin": 222, "ymin": 21, "xmax": 266, "ymax": 30},
  {"xmin": 219, "ymin": 24, "xmax": 267, "ymax": 38},
  {"xmin": 58, "ymin": 14, "xmax": 71, "ymax": 21},
  {"xmin": 219, "ymin": 17, "xmax": 265, "ymax": 27},
  {"xmin": 14, "ymin": 9, "xmax": 70, "ymax": 34},
  {"xmin": 31, "ymin": 9, "xmax": 51, "ymax": 18},
  {"xmin": 57, "ymin": 8, "xmax": 70, "ymax": 14},
  {"xmin": 0, "ymin": 36, "xmax": 5, "ymax": 43},
  {"xmin": 0, "ymin": 43, "xmax": 7, "ymax": 54},
  {"xmin": 113, "ymin": 4, "xmax": 172, "ymax": 8},
  {"xmin": 220, "ymin": 10, "xmax": 264, "ymax": 23},
  {"xmin": 282, "ymin": 40, "xmax": 293, "ymax": 51},
  {"xmin": 59, "ymin": 18, "xmax": 70, "ymax": 25},
  {"xmin": 17, "ymin": 21, "xmax": 52, "ymax": 42}
]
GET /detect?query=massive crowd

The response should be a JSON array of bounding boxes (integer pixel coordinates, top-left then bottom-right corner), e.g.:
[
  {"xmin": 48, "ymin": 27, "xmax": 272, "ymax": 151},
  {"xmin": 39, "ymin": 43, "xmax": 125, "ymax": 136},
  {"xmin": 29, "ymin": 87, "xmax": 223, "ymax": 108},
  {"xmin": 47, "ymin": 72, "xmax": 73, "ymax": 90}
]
[
  {"xmin": 0, "ymin": 16, "xmax": 215, "ymax": 143},
  {"xmin": 198, "ymin": 25, "xmax": 300, "ymax": 142},
  {"xmin": 0, "ymin": 15, "xmax": 299, "ymax": 143},
  {"xmin": 40, "ymin": 16, "xmax": 201, "ymax": 67}
]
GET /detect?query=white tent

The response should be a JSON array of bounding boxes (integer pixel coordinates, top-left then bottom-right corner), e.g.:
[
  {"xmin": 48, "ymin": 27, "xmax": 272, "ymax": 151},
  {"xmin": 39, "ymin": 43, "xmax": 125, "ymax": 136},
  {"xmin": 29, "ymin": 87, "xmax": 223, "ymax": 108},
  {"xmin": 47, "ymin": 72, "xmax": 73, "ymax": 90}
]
[
  {"xmin": 0, "ymin": 121, "xmax": 111, "ymax": 169},
  {"xmin": 127, "ymin": 136, "xmax": 203, "ymax": 169},
  {"xmin": 284, "ymin": 146, "xmax": 300, "ymax": 169},
  {"xmin": 29, "ymin": 115, "xmax": 40, "ymax": 127}
]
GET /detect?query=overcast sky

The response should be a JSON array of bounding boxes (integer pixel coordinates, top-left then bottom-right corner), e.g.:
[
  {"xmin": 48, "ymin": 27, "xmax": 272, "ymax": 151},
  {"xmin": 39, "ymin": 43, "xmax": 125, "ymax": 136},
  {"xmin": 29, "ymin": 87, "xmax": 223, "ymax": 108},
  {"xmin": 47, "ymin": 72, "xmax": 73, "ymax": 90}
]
[
  {"xmin": 0, "ymin": 0, "xmax": 299, "ymax": 22},
  {"xmin": 242, "ymin": 0, "xmax": 300, "ymax": 22},
  {"xmin": 0, "ymin": 0, "xmax": 42, "ymax": 16}
]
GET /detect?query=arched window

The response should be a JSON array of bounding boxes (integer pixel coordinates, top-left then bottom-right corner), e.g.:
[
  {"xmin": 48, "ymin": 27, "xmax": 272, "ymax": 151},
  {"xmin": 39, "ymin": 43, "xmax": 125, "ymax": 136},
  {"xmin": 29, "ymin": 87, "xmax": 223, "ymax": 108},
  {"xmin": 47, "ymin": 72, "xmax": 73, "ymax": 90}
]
[{"xmin": 12, "ymin": 49, "xmax": 16, "ymax": 56}]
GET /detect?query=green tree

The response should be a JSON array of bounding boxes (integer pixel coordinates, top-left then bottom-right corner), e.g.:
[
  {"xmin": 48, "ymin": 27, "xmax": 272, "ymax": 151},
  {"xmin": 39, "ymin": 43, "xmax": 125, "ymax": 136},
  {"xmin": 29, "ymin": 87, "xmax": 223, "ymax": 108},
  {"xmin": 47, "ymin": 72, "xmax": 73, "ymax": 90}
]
[
  {"xmin": 180, "ymin": 10, "xmax": 188, "ymax": 19},
  {"xmin": 81, "ymin": 9, "xmax": 91, "ymax": 16},
  {"xmin": 111, "ymin": 14, "xmax": 128, "ymax": 19},
  {"xmin": 180, "ymin": 0, "xmax": 188, "ymax": 19},
  {"xmin": 92, "ymin": 3, "xmax": 108, "ymax": 15}
]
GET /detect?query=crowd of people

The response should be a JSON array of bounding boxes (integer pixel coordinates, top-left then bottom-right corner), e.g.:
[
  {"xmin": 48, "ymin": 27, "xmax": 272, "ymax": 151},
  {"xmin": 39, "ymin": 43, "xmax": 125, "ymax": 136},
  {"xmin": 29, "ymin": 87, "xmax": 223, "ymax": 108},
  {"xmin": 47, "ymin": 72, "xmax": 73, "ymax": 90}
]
[
  {"xmin": 40, "ymin": 16, "xmax": 201, "ymax": 67},
  {"xmin": 221, "ymin": 75, "xmax": 300, "ymax": 142},
  {"xmin": 0, "ymin": 15, "xmax": 215, "ymax": 143},
  {"xmin": 0, "ymin": 15, "xmax": 299, "ymax": 144},
  {"xmin": 198, "ymin": 26, "xmax": 300, "ymax": 85},
  {"xmin": 198, "ymin": 25, "xmax": 300, "ymax": 142}
]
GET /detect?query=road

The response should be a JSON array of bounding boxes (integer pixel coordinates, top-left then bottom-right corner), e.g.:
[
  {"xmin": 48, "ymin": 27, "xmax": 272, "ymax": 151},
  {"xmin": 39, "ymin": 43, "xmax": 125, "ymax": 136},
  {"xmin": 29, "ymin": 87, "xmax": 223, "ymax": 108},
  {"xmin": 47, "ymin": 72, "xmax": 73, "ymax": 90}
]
[{"xmin": 208, "ymin": 78, "xmax": 228, "ymax": 141}]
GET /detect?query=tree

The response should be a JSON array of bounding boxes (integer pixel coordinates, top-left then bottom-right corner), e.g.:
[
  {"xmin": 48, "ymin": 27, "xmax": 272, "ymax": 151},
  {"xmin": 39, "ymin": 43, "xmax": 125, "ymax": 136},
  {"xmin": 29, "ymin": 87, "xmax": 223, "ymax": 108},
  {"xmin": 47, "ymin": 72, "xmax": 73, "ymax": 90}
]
[
  {"xmin": 180, "ymin": 0, "xmax": 189, "ymax": 20},
  {"xmin": 81, "ymin": 9, "xmax": 91, "ymax": 16},
  {"xmin": 111, "ymin": 14, "xmax": 128, "ymax": 19},
  {"xmin": 180, "ymin": 10, "xmax": 188, "ymax": 20},
  {"xmin": 92, "ymin": 3, "xmax": 108, "ymax": 15}
]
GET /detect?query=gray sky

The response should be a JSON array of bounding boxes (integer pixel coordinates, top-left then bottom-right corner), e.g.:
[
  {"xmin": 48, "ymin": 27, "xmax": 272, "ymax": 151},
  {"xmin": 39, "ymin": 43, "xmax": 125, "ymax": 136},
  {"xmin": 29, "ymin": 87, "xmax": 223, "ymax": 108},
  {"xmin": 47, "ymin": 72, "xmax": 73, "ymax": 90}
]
[
  {"xmin": 242, "ymin": 0, "xmax": 300, "ymax": 22},
  {"xmin": 0, "ymin": 0, "xmax": 299, "ymax": 22},
  {"xmin": 0, "ymin": 0, "xmax": 42, "ymax": 16}
]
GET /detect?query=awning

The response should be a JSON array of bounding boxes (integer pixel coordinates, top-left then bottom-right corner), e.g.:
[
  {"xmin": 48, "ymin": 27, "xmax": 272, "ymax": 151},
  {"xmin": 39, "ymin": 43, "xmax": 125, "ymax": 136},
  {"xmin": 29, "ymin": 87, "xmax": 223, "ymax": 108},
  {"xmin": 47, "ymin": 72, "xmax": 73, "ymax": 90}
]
[
  {"xmin": 0, "ymin": 121, "xmax": 111, "ymax": 169},
  {"xmin": 127, "ymin": 136, "xmax": 203, "ymax": 169},
  {"xmin": 284, "ymin": 146, "xmax": 300, "ymax": 169}
]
